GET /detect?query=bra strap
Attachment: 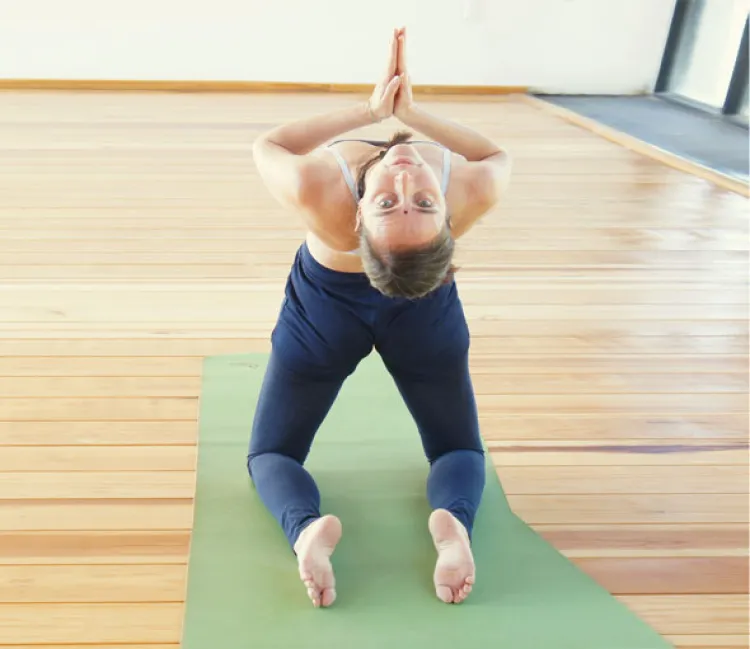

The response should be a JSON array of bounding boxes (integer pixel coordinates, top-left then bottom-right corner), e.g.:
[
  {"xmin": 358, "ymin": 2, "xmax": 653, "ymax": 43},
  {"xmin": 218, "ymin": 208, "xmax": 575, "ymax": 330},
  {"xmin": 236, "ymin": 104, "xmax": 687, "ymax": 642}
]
[
  {"xmin": 328, "ymin": 148, "xmax": 359, "ymax": 201},
  {"xmin": 441, "ymin": 146, "xmax": 452, "ymax": 195}
]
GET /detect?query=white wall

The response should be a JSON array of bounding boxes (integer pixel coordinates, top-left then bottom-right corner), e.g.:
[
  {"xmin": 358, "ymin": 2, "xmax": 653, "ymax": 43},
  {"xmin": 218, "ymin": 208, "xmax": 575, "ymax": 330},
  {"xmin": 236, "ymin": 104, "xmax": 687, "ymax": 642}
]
[{"xmin": 0, "ymin": 0, "xmax": 676, "ymax": 94}]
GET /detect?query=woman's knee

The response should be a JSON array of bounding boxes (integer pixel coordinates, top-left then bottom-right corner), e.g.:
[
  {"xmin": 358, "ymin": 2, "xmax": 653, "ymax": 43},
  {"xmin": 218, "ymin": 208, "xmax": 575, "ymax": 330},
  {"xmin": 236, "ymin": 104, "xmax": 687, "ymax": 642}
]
[
  {"xmin": 247, "ymin": 450, "xmax": 302, "ymax": 477},
  {"xmin": 429, "ymin": 446, "xmax": 484, "ymax": 465}
]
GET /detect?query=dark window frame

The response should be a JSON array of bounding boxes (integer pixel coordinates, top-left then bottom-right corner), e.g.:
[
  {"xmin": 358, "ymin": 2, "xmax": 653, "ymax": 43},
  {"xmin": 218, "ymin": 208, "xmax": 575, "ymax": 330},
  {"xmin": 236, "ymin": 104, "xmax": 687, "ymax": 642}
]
[
  {"xmin": 655, "ymin": 0, "xmax": 748, "ymax": 127},
  {"xmin": 722, "ymin": 16, "xmax": 748, "ymax": 117}
]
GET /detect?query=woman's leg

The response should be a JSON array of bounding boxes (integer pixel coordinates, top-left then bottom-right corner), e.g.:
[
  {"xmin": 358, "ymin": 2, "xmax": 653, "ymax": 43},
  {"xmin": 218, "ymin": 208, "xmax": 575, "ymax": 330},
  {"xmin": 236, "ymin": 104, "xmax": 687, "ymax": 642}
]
[
  {"xmin": 247, "ymin": 350, "xmax": 349, "ymax": 549},
  {"xmin": 375, "ymin": 282, "xmax": 484, "ymax": 603},
  {"xmin": 248, "ymin": 347, "xmax": 358, "ymax": 609},
  {"xmin": 248, "ymin": 247, "xmax": 375, "ymax": 547},
  {"xmin": 247, "ymin": 246, "xmax": 375, "ymax": 607}
]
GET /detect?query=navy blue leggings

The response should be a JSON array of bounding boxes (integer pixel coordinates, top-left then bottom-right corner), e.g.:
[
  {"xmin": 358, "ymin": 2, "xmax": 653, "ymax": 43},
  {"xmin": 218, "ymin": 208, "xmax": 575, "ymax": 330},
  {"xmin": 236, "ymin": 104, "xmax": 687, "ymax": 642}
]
[{"xmin": 247, "ymin": 243, "xmax": 485, "ymax": 549}]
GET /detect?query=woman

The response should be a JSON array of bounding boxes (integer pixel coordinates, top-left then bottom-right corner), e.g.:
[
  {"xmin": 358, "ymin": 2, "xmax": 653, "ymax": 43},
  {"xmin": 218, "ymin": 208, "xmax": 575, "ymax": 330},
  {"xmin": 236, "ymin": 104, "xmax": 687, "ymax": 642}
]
[{"xmin": 248, "ymin": 27, "xmax": 510, "ymax": 609}]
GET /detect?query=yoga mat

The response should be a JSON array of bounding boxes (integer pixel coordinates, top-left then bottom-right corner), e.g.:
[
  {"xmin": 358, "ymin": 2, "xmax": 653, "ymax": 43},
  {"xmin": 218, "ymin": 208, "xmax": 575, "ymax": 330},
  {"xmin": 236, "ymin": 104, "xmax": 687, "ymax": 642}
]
[{"xmin": 182, "ymin": 353, "xmax": 673, "ymax": 648}]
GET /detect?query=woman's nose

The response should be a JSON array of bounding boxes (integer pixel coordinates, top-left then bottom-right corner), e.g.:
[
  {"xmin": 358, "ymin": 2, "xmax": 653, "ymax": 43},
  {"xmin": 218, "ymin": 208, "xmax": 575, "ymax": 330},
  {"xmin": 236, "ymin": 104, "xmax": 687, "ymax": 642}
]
[
  {"xmin": 394, "ymin": 170, "xmax": 409, "ymax": 196},
  {"xmin": 394, "ymin": 172, "xmax": 412, "ymax": 214}
]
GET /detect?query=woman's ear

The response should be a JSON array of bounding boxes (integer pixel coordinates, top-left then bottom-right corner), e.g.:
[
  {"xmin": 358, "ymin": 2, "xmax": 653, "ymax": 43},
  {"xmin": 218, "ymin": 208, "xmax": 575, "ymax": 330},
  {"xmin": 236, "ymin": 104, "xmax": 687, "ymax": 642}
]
[{"xmin": 355, "ymin": 207, "xmax": 363, "ymax": 231}]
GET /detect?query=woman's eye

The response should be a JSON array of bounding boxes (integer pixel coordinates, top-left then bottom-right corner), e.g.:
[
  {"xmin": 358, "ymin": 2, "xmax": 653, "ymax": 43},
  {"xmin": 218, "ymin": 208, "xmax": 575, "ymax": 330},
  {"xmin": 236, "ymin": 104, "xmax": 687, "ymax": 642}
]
[
  {"xmin": 378, "ymin": 198, "xmax": 395, "ymax": 208},
  {"xmin": 418, "ymin": 199, "xmax": 433, "ymax": 208}
]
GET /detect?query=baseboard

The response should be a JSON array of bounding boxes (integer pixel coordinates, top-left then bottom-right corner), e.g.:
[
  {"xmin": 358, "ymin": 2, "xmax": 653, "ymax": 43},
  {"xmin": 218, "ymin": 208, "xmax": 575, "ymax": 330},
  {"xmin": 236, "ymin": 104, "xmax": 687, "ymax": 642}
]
[
  {"xmin": 523, "ymin": 94, "xmax": 750, "ymax": 198},
  {"xmin": 0, "ymin": 78, "xmax": 528, "ymax": 95}
]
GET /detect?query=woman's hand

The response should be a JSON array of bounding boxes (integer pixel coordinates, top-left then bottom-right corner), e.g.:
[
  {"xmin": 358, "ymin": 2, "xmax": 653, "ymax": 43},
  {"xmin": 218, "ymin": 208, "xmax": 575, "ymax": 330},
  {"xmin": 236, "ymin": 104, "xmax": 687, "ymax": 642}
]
[
  {"xmin": 394, "ymin": 28, "xmax": 415, "ymax": 120},
  {"xmin": 367, "ymin": 29, "xmax": 402, "ymax": 122}
]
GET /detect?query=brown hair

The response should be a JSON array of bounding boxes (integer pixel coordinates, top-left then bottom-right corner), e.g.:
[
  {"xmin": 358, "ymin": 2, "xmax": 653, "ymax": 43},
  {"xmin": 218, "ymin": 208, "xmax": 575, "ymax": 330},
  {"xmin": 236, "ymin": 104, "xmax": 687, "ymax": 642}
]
[{"xmin": 355, "ymin": 131, "xmax": 457, "ymax": 299}]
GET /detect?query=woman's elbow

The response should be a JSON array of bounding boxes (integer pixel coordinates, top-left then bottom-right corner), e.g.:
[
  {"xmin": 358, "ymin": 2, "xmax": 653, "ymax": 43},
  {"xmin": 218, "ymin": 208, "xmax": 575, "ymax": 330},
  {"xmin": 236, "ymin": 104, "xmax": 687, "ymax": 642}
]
[{"xmin": 476, "ymin": 151, "xmax": 511, "ymax": 205}]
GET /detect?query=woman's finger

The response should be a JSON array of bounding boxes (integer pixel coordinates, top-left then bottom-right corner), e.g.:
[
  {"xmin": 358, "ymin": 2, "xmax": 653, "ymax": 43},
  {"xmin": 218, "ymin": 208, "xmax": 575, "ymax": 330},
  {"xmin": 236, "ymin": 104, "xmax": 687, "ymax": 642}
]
[
  {"xmin": 386, "ymin": 28, "xmax": 399, "ymax": 77},
  {"xmin": 397, "ymin": 29, "xmax": 406, "ymax": 74},
  {"xmin": 384, "ymin": 75, "xmax": 401, "ymax": 100}
]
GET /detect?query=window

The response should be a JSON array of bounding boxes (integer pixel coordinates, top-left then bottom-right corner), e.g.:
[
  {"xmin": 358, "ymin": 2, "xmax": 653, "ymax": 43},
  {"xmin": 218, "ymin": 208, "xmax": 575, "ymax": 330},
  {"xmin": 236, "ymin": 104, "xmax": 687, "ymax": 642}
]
[{"xmin": 657, "ymin": 0, "xmax": 749, "ymax": 122}]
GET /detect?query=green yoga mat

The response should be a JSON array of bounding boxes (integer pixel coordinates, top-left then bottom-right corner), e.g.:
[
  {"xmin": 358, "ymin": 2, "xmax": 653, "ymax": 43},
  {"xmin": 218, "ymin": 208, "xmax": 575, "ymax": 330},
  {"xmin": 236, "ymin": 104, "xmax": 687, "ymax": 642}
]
[{"xmin": 182, "ymin": 353, "xmax": 672, "ymax": 648}]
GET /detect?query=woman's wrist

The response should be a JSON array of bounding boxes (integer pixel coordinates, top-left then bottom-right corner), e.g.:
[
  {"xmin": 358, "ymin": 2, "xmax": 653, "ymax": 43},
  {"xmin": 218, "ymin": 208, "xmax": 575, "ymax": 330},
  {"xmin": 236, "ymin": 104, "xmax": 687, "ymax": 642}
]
[
  {"xmin": 366, "ymin": 100, "xmax": 385, "ymax": 124},
  {"xmin": 395, "ymin": 102, "xmax": 418, "ymax": 125}
]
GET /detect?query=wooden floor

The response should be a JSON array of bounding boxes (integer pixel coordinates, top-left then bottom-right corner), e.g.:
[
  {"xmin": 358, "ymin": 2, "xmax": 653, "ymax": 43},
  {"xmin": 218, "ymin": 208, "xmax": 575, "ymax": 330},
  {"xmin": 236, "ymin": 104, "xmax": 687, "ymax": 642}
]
[{"xmin": 0, "ymin": 91, "xmax": 747, "ymax": 648}]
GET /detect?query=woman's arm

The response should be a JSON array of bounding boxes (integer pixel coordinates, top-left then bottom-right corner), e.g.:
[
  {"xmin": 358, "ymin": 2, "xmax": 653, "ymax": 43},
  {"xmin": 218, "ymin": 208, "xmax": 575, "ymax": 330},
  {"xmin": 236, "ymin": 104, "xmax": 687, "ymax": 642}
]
[
  {"xmin": 254, "ymin": 102, "xmax": 377, "ymax": 157},
  {"xmin": 253, "ymin": 29, "xmax": 402, "ymax": 210},
  {"xmin": 398, "ymin": 100, "xmax": 510, "ymax": 238},
  {"xmin": 401, "ymin": 102, "xmax": 511, "ymax": 239},
  {"xmin": 257, "ymin": 29, "xmax": 402, "ymax": 155},
  {"xmin": 252, "ymin": 103, "xmax": 378, "ymax": 210},
  {"xmin": 393, "ymin": 29, "xmax": 505, "ymax": 162},
  {"xmin": 398, "ymin": 104, "xmax": 506, "ymax": 162},
  {"xmin": 391, "ymin": 29, "xmax": 510, "ymax": 238}
]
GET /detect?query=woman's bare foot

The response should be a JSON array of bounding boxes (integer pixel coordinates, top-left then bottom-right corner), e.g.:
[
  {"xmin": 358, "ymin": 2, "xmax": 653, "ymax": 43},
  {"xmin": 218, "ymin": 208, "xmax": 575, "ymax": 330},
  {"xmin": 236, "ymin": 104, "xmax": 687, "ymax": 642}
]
[
  {"xmin": 428, "ymin": 509, "xmax": 475, "ymax": 604},
  {"xmin": 293, "ymin": 514, "xmax": 342, "ymax": 608}
]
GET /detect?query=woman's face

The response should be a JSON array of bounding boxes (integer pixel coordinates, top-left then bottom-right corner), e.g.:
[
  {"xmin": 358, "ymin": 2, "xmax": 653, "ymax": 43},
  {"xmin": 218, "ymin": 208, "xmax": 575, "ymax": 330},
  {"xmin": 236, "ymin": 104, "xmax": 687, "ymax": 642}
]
[{"xmin": 358, "ymin": 143, "xmax": 446, "ymax": 251}]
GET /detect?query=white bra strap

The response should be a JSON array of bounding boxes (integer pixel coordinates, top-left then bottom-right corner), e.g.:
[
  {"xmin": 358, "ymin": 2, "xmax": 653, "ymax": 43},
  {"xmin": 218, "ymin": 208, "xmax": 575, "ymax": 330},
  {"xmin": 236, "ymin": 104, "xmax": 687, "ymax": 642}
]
[
  {"xmin": 441, "ymin": 146, "xmax": 452, "ymax": 195},
  {"xmin": 328, "ymin": 148, "xmax": 359, "ymax": 201}
]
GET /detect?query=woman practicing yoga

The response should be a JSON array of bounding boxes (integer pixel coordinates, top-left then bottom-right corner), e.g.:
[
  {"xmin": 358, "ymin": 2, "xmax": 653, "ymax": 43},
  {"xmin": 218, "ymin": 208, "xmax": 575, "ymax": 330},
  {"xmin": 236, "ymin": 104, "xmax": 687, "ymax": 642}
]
[{"xmin": 248, "ymin": 27, "xmax": 510, "ymax": 608}]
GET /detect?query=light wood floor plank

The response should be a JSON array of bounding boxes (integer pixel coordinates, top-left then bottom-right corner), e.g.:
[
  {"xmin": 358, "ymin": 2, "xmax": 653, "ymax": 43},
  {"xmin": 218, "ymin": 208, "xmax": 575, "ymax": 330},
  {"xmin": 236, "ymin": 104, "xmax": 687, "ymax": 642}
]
[
  {"xmin": 0, "ymin": 421, "xmax": 196, "ymax": 445},
  {"xmin": 667, "ymin": 636, "xmax": 749, "ymax": 648},
  {"xmin": 534, "ymin": 524, "xmax": 749, "ymax": 558},
  {"xmin": 477, "ymin": 393, "xmax": 748, "ymax": 414},
  {"xmin": 0, "ymin": 472, "xmax": 195, "ymax": 499},
  {"xmin": 0, "ymin": 356, "xmax": 202, "ymax": 377},
  {"xmin": 469, "ymin": 355, "xmax": 749, "ymax": 374},
  {"xmin": 0, "ymin": 565, "xmax": 186, "ymax": 603},
  {"xmin": 489, "ymin": 440, "xmax": 748, "ymax": 465},
  {"xmin": 0, "ymin": 397, "xmax": 198, "ymax": 421},
  {"xmin": 0, "ymin": 446, "xmax": 196, "ymax": 472},
  {"xmin": 0, "ymin": 603, "xmax": 183, "ymax": 644},
  {"xmin": 576, "ymin": 557, "xmax": 748, "ymax": 594},
  {"xmin": 0, "ymin": 376, "xmax": 201, "ymax": 397},
  {"xmin": 480, "ymin": 414, "xmax": 748, "ymax": 441},
  {"xmin": 0, "ymin": 338, "xmax": 267, "ymax": 356},
  {"xmin": 510, "ymin": 494, "xmax": 748, "ymax": 525},
  {"xmin": 473, "ymin": 373, "xmax": 748, "ymax": 394},
  {"xmin": 498, "ymin": 465, "xmax": 748, "ymax": 494},
  {"xmin": 619, "ymin": 595, "xmax": 749, "ymax": 634},
  {"xmin": 0, "ymin": 500, "xmax": 193, "ymax": 531},
  {"xmin": 0, "ymin": 531, "xmax": 189, "ymax": 565}
]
